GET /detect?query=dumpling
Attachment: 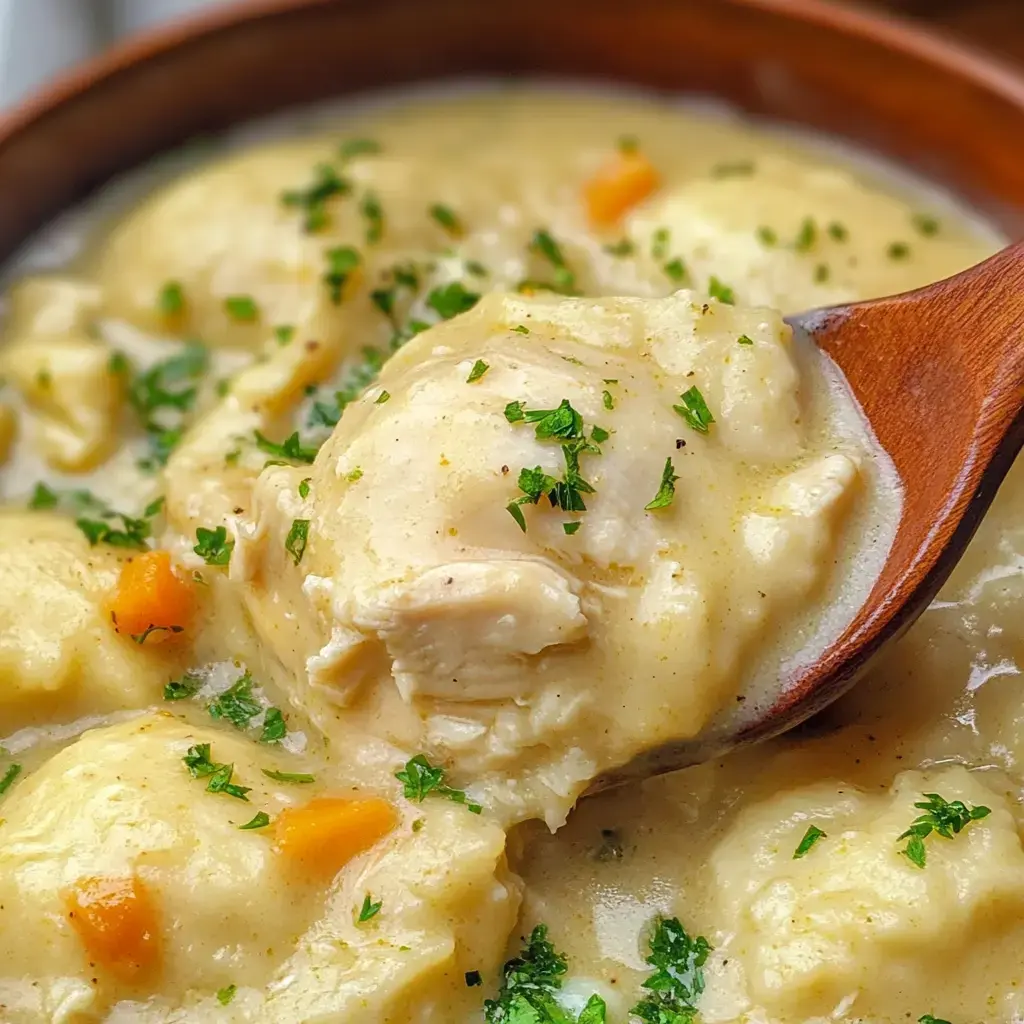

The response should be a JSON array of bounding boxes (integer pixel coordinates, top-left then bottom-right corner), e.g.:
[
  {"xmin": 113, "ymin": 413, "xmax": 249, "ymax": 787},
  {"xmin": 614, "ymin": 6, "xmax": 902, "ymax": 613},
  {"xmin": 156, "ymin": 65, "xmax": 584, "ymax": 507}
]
[
  {"xmin": 237, "ymin": 291, "xmax": 866, "ymax": 826},
  {"xmin": 0, "ymin": 713, "xmax": 520, "ymax": 1023},
  {"xmin": 0, "ymin": 512, "xmax": 174, "ymax": 731},
  {"xmin": 710, "ymin": 765, "xmax": 1024, "ymax": 1020}
]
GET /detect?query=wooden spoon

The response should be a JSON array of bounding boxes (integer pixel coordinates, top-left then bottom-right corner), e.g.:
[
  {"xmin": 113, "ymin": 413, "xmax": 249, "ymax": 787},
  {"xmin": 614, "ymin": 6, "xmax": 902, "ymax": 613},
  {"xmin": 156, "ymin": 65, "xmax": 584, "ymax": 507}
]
[{"xmin": 590, "ymin": 240, "xmax": 1024, "ymax": 792}]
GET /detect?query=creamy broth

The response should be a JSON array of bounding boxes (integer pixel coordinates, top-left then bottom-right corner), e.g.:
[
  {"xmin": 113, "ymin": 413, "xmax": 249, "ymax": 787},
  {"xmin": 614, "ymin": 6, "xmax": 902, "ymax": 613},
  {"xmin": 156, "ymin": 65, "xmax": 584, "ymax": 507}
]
[{"xmin": 0, "ymin": 87, "xmax": 1006, "ymax": 1023}]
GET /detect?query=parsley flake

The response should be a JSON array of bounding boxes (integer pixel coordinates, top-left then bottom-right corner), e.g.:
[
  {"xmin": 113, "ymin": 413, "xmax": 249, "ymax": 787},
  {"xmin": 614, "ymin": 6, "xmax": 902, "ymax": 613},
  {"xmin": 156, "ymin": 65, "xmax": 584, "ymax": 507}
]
[
  {"xmin": 888, "ymin": 241, "xmax": 911, "ymax": 260},
  {"xmin": 651, "ymin": 227, "xmax": 671, "ymax": 261},
  {"xmin": 298, "ymin": 478, "xmax": 311, "ymax": 499},
  {"xmin": 794, "ymin": 216, "xmax": 817, "ymax": 252},
  {"xmin": 339, "ymin": 138, "xmax": 381, "ymax": 161},
  {"xmin": 360, "ymin": 191, "xmax": 384, "ymax": 244},
  {"xmin": 827, "ymin": 221, "xmax": 849, "ymax": 242},
  {"xmin": 281, "ymin": 163, "xmax": 351, "ymax": 232},
  {"xmin": 194, "ymin": 525, "xmax": 233, "ymax": 566},
  {"xmin": 239, "ymin": 812, "xmax": 270, "ymax": 831},
  {"xmin": 707, "ymin": 276, "xmax": 735, "ymax": 305},
  {"xmin": 323, "ymin": 246, "xmax": 362, "ymax": 304},
  {"xmin": 274, "ymin": 324, "xmax": 295, "ymax": 345},
  {"xmin": 524, "ymin": 228, "xmax": 577, "ymax": 294},
  {"xmin": 632, "ymin": 916, "xmax": 711, "ymax": 1024},
  {"xmin": 216, "ymin": 985, "xmax": 238, "ymax": 1005},
  {"xmin": 602, "ymin": 389, "xmax": 615, "ymax": 411},
  {"xmin": 427, "ymin": 281, "xmax": 480, "ymax": 320},
  {"xmin": 511, "ymin": 324, "xmax": 530, "ymax": 335},
  {"xmin": 357, "ymin": 893, "xmax": 382, "ymax": 922},
  {"xmin": 285, "ymin": 519, "xmax": 310, "ymax": 564},
  {"xmin": 429, "ymin": 203, "xmax": 464, "ymax": 237},
  {"xmin": 912, "ymin": 213, "xmax": 940, "ymax": 237},
  {"xmin": 224, "ymin": 295, "xmax": 259, "ymax": 322},
  {"xmin": 737, "ymin": 334, "xmax": 754, "ymax": 345},
  {"xmin": 467, "ymin": 359, "xmax": 489, "ymax": 383},
  {"xmin": 260, "ymin": 707, "xmax": 287, "ymax": 744},
  {"xmin": 164, "ymin": 672, "xmax": 203, "ymax": 701},
  {"xmin": 756, "ymin": 225, "xmax": 777, "ymax": 247},
  {"xmin": 184, "ymin": 744, "xmax": 250, "ymax": 801},
  {"xmin": 261, "ymin": 768, "xmax": 315, "ymax": 784},
  {"xmin": 0, "ymin": 763, "xmax": 22, "ymax": 797},
  {"xmin": 603, "ymin": 238, "xmax": 634, "ymax": 257},
  {"xmin": 674, "ymin": 386, "xmax": 715, "ymax": 433},
  {"xmin": 254, "ymin": 430, "xmax": 318, "ymax": 464},
  {"xmin": 158, "ymin": 280, "xmax": 185, "ymax": 317},
  {"xmin": 898, "ymin": 792, "xmax": 991, "ymax": 868},
  {"xmin": 395, "ymin": 754, "xmax": 482, "ymax": 813},
  {"xmin": 663, "ymin": 257, "xmax": 689, "ymax": 284},
  {"xmin": 645, "ymin": 457, "xmax": 679, "ymax": 511},
  {"xmin": 208, "ymin": 671, "xmax": 261, "ymax": 730},
  {"xmin": 793, "ymin": 824, "xmax": 827, "ymax": 858}
]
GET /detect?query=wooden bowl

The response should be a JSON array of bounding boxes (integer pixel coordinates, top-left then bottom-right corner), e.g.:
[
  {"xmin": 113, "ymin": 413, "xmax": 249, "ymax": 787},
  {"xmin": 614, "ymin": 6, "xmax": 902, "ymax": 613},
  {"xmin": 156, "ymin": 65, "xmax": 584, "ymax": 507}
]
[{"xmin": 0, "ymin": 0, "xmax": 1022, "ymax": 268}]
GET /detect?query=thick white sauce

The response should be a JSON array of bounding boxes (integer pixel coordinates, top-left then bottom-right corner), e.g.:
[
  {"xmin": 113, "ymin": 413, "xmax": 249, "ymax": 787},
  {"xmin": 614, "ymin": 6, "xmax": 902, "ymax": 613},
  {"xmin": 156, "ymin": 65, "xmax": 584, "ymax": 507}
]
[{"xmin": 0, "ymin": 87, "xmax": 1008, "ymax": 1024}]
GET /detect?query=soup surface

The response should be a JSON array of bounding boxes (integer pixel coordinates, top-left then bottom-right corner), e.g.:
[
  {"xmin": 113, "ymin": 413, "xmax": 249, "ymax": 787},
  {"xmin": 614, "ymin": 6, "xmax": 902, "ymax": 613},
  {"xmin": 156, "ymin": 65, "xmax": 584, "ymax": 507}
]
[{"xmin": 0, "ymin": 87, "xmax": 1009, "ymax": 1024}]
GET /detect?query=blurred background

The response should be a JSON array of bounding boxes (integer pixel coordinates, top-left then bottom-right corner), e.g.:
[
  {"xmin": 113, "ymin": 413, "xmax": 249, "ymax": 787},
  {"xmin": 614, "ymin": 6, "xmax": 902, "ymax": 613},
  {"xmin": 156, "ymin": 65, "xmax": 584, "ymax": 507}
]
[{"xmin": 0, "ymin": 0, "xmax": 1021, "ymax": 111}]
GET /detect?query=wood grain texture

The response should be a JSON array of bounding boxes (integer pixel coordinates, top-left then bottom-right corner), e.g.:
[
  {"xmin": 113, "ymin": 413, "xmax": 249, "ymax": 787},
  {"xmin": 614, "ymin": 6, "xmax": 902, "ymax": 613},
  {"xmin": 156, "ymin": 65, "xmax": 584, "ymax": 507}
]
[{"xmin": 0, "ymin": 0, "xmax": 1021, "ymax": 784}]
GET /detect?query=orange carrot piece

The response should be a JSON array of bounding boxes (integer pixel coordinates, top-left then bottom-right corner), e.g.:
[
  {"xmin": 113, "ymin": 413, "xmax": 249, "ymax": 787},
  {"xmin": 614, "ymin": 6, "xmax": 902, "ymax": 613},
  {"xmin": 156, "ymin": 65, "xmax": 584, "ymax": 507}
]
[
  {"xmin": 65, "ymin": 875, "xmax": 161, "ymax": 979},
  {"xmin": 275, "ymin": 797, "xmax": 397, "ymax": 880},
  {"xmin": 108, "ymin": 550, "xmax": 194, "ymax": 643},
  {"xmin": 584, "ymin": 151, "xmax": 660, "ymax": 226}
]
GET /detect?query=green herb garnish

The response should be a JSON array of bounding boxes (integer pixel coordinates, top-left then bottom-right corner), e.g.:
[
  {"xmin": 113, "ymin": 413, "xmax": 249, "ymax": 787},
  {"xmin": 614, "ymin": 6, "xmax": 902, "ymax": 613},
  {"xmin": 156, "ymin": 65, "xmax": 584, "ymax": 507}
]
[
  {"xmin": 645, "ymin": 457, "xmax": 679, "ymax": 511},
  {"xmin": 430, "ymin": 203, "xmax": 464, "ymax": 237},
  {"xmin": 674, "ymin": 386, "xmax": 715, "ymax": 433},
  {"xmin": 0, "ymin": 763, "xmax": 22, "ymax": 797},
  {"xmin": 357, "ymin": 893, "xmax": 382, "ymax": 922},
  {"xmin": 216, "ymin": 984, "xmax": 238, "ymax": 1005},
  {"xmin": 663, "ymin": 257, "xmax": 688, "ymax": 284},
  {"xmin": 756, "ymin": 225, "xmax": 777, "ymax": 247},
  {"xmin": 707, "ymin": 276, "xmax": 735, "ymax": 305},
  {"xmin": 632, "ymin": 916, "xmax": 711, "ymax": 1024},
  {"xmin": 224, "ymin": 295, "xmax": 259, "ymax": 322},
  {"xmin": 360, "ymin": 191, "xmax": 384, "ymax": 244},
  {"xmin": 794, "ymin": 216, "xmax": 817, "ymax": 252},
  {"xmin": 285, "ymin": 519, "xmax": 310, "ymax": 564},
  {"xmin": 793, "ymin": 824, "xmax": 827, "ymax": 858},
  {"xmin": 651, "ymin": 227, "xmax": 670, "ymax": 261},
  {"xmin": 274, "ymin": 324, "xmax": 295, "ymax": 345},
  {"xmin": 898, "ymin": 792, "xmax": 991, "ymax": 868},
  {"xmin": 395, "ymin": 754, "xmax": 481, "ymax": 813},
  {"xmin": 467, "ymin": 359, "xmax": 489, "ymax": 383},
  {"xmin": 912, "ymin": 213, "xmax": 940, "ymax": 237},
  {"xmin": 208, "ymin": 671, "xmax": 262, "ymax": 730},
  {"xmin": 261, "ymin": 768, "xmax": 315, "ymax": 784},
  {"xmin": 604, "ymin": 238, "xmax": 634, "ymax": 257},
  {"xmin": 888, "ymin": 241, "xmax": 911, "ymax": 260},
  {"xmin": 194, "ymin": 525, "xmax": 233, "ymax": 566},
  {"xmin": 526, "ymin": 228, "xmax": 577, "ymax": 294},
  {"xmin": 254, "ymin": 430, "xmax": 318, "ymax": 464},
  {"xmin": 164, "ymin": 672, "xmax": 203, "ymax": 701},
  {"xmin": 184, "ymin": 744, "xmax": 251, "ymax": 801},
  {"xmin": 260, "ymin": 708, "xmax": 287, "ymax": 744},
  {"xmin": 323, "ymin": 246, "xmax": 362, "ymax": 304},
  {"xmin": 427, "ymin": 281, "xmax": 480, "ymax": 320},
  {"xmin": 339, "ymin": 138, "xmax": 381, "ymax": 161},
  {"xmin": 737, "ymin": 334, "xmax": 754, "ymax": 345},
  {"xmin": 239, "ymin": 812, "xmax": 270, "ymax": 831},
  {"xmin": 158, "ymin": 280, "xmax": 185, "ymax": 317},
  {"xmin": 29, "ymin": 482, "xmax": 58, "ymax": 509},
  {"xmin": 827, "ymin": 221, "xmax": 848, "ymax": 242},
  {"xmin": 281, "ymin": 163, "xmax": 351, "ymax": 232},
  {"xmin": 711, "ymin": 159, "xmax": 755, "ymax": 178}
]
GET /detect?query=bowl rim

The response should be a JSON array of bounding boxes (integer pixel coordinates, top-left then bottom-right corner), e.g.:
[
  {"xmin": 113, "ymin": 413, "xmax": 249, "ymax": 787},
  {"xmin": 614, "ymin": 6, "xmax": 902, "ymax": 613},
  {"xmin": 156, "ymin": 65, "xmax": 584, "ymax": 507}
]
[{"xmin": 1, "ymin": 0, "xmax": 1023, "ymax": 159}]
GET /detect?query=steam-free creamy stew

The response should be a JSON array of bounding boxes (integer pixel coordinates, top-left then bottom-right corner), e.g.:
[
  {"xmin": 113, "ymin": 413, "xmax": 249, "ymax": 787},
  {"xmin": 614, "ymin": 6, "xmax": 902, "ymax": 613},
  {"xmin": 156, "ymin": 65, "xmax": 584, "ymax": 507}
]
[{"xmin": 0, "ymin": 88, "xmax": 1006, "ymax": 1023}]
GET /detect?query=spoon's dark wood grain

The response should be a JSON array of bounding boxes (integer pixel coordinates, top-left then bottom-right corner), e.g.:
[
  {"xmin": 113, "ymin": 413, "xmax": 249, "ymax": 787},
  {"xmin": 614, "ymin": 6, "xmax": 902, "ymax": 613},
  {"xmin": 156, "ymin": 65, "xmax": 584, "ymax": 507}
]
[{"xmin": 588, "ymin": 242, "xmax": 1024, "ymax": 792}]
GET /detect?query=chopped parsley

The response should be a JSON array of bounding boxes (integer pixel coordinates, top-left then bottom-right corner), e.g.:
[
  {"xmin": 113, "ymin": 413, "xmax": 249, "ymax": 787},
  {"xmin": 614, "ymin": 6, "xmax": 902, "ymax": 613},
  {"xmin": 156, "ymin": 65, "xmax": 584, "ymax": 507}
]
[
  {"xmin": 274, "ymin": 324, "xmax": 295, "ymax": 345},
  {"xmin": 645, "ymin": 457, "xmax": 679, "ymax": 511},
  {"xmin": 158, "ymin": 280, "xmax": 185, "ymax": 317},
  {"xmin": 395, "ymin": 754, "xmax": 482, "ymax": 813},
  {"xmin": 467, "ymin": 359, "xmax": 490, "ymax": 383},
  {"xmin": 602, "ymin": 389, "xmax": 615, "ymax": 411},
  {"xmin": 483, "ymin": 924, "xmax": 606, "ymax": 1024},
  {"xmin": 28, "ymin": 481, "xmax": 58, "ymax": 509},
  {"xmin": 711, "ymin": 159, "xmax": 755, "ymax": 177},
  {"xmin": 76, "ymin": 510, "xmax": 152, "ymax": 550},
  {"xmin": 216, "ymin": 984, "xmax": 238, "ymax": 1006},
  {"xmin": 663, "ymin": 257, "xmax": 689, "ymax": 284},
  {"xmin": 756, "ymin": 225, "xmax": 778, "ymax": 246},
  {"xmin": 651, "ymin": 227, "xmax": 671, "ymax": 261},
  {"xmin": 360, "ymin": 191, "xmax": 384, "ymax": 244},
  {"xmin": 888, "ymin": 241, "xmax": 911, "ymax": 260},
  {"xmin": 208, "ymin": 671, "xmax": 262, "ymax": 730},
  {"xmin": 429, "ymin": 203, "xmax": 464, "ymax": 237},
  {"xmin": 427, "ymin": 281, "xmax": 480, "ymax": 320},
  {"xmin": 281, "ymin": 163, "xmax": 351, "ymax": 232},
  {"xmin": 131, "ymin": 624, "xmax": 183, "ymax": 645},
  {"xmin": 307, "ymin": 345, "xmax": 388, "ymax": 428},
  {"xmin": 814, "ymin": 263, "xmax": 830, "ymax": 283},
  {"xmin": 298, "ymin": 478, "xmax": 311, "ymax": 499},
  {"xmin": 618, "ymin": 134, "xmax": 640, "ymax": 153},
  {"xmin": 194, "ymin": 525, "xmax": 233, "ymax": 566},
  {"xmin": 164, "ymin": 671, "xmax": 203, "ymax": 701},
  {"xmin": 323, "ymin": 245, "xmax": 362, "ymax": 304},
  {"xmin": 370, "ymin": 262, "xmax": 421, "ymax": 328},
  {"xmin": 183, "ymin": 744, "xmax": 251, "ymax": 801},
  {"xmin": 260, "ymin": 707, "xmax": 287, "ymax": 744},
  {"xmin": 357, "ymin": 893, "xmax": 382, "ymax": 923},
  {"xmin": 827, "ymin": 221, "xmax": 849, "ymax": 242},
  {"xmin": 0, "ymin": 763, "xmax": 22, "ymax": 797},
  {"xmin": 707, "ymin": 276, "xmax": 735, "ymax": 305},
  {"xmin": 919, "ymin": 1016, "xmax": 952, "ymax": 1024},
  {"xmin": 898, "ymin": 792, "xmax": 991, "ymax": 868},
  {"xmin": 912, "ymin": 213, "xmax": 940, "ymax": 237},
  {"xmin": 223, "ymin": 295, "xmax": 259, "ymax": 322},
  {"xmin": 285, "ymin": 519, "xmax": 310, "ymax": 565},
  {"xmin": 505, "ymin": 400, "xmax": 600, "ymax": 531},
  {"xmin": 261, "ymin": 768, "xmax": 315, "ymax": 784},
  {"xmin": 603, "ymin": 238, "xmax": 634, "ymax": 257},
  {"xmin": 794, "ymin": 216, "xmax": 817, "ymax": 252},
  {"xmin": 239, "ymin": 812, "xmax": 270, "ymax": 831},
  {"xmin": 632, "ymin": 916, "xmax": 711, "ymax": 1024},
  {"xmin": 339, "ymin": 138, "xmax": 381, "ymax": 161},
  {"xmin": 375, "ymin": 390, "xmax": 390, "ymax": 404},
  {"xmin": 674, "ymin": 386, "xmax": 715, "ymax": 433},
  {"xmin": 793, "ymin": 824, "xmax": 827, "ymax": 858},
  {"xmin": 512, "ymin": 324, "xmax": 530, "ymax": 335},
  {"xmin": 591, "ymin": 425, "xmax": 610, "ymax": 444},
  {"xmin": 254, "ymin": 430, "xmax": 318, "ymax": 464},
  {"xmin": 525, "ymin": 228, "xmax": 577, "ymax": 294},
  {"xmin": 737, "ymin": 334, "xmax": 754, "ymax": 345},
  {"xmin": 563, "ymin": 521, "xmax": 582, "ymax": 535}
]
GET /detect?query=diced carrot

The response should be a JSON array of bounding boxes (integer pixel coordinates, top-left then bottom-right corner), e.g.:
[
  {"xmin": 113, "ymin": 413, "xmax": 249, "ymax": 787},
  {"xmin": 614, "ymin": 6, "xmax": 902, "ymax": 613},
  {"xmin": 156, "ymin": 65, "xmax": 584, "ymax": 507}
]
[
  {"xmin": 65, "ymin": 875, "xmax": 161, "ymax": 979},
  {"xmin": 108, "ymin": 550, "xmax": 194, "ymax": 643},
  {"xmin": 584, "ymin": 152, "xmax": 660, "ymax": 226},
  {"xmin": 275, "ymin": 797, "xmax": 397, "ymax": 880}
]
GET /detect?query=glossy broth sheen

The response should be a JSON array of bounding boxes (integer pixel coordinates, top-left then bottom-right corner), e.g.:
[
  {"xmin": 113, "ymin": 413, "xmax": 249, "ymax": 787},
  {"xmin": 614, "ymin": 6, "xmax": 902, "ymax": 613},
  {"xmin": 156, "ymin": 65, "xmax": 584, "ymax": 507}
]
[{"xmin": 0, "ymin": 87, "xmax": 1009, "ymax": 1024}]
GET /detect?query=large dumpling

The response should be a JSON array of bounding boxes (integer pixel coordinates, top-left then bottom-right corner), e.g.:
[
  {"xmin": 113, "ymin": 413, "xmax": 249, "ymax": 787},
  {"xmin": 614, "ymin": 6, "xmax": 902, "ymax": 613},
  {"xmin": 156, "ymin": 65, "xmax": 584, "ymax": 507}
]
[
  {"xmin": 237, "ymin": 290, "xmax": 869, "ymax": 826},
  {"xmin": 0, "ymin": 713, "xmax": 519, "ymax": 1023}
]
